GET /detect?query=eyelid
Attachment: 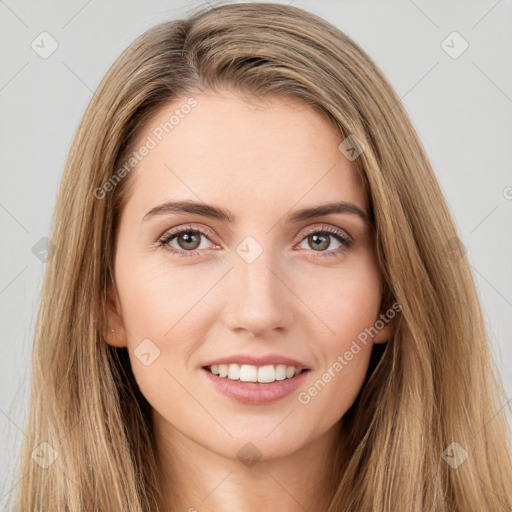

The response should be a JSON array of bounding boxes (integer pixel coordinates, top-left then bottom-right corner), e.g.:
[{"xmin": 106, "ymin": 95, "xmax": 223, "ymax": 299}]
[
  {"xmin": 158, "ymin": 223, "xmax": 218, "ymax": 243},
  {"xmin": 294, "ymin": 223, "xmax": 353, "ymax": 244},
  {"xmin": 156, "ymin": 222, "xmax": 353, "ymax": 257},
  {"xmin": 158, "ymin": 222, "xmax": 351, "ymax": 242}
]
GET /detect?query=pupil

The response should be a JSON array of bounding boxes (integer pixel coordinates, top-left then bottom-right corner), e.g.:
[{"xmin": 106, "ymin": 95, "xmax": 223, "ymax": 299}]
[
  {"xmin": 311, "ymin": 233, "xmax": 328, "ymax": 251},
  {"xmin": 181, "ymin": 232, "xmax": 200, "ymax": 249}
]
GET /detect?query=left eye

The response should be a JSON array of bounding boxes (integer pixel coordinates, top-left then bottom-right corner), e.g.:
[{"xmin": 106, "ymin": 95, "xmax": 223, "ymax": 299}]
[
  {"xmin": 297, "ymin": 231, "xmax": 345, "ymax": 252},
  {"xmin": 157, "ymin": 225, "xmax": 353, "ymax": 259}
]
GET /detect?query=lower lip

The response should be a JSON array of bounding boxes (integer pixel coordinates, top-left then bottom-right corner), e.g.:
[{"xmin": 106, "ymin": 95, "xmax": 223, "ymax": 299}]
[{"xmin": 201, "ymin": 368, "xmax": 310, "ymax": 405}]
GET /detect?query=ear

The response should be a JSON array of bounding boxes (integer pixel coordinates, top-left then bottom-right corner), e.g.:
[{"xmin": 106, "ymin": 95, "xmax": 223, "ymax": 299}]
[
  {"xmin": 373, "ymin": 293, "xmax": 398, "ymax": 344},
  {"xmin": 104, "ymin": 281, "xmax": 128, "ymax": 348},
  {"xmin": 373, "ymin": 323, "xmax": 392, "ymax": 344}
]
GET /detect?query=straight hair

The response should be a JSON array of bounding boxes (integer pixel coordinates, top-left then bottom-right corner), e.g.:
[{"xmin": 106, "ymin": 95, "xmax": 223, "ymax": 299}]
[{"xmin": 11, "ymin": 2, "xmax": 512, "ymax": 510}]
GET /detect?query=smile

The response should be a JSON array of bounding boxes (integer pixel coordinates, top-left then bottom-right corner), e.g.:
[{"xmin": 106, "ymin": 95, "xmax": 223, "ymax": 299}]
[
  {"xmin": 201, "ymin": 359, "xmax": 311, "ymax": 405},
  {"xmin": 207, "ymin": 363, "xmax": 302, "ymax": 383}
]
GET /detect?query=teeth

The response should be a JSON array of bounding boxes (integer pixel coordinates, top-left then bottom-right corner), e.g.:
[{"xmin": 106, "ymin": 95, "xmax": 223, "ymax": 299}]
[
  {"xmin": 275, "ymin": 364, "xmax": 287, "ymax": 380},
  {"xmin": 228, "ymin": 364, "xmax": 240, "ymax": 380},
  {"xmin": 257, "ymin": 365, "xmax": 275, "ymax": 383},
  {"xmin": 207, "ymin": 363, "xmax": 303, "ymax": 383},
  {"xmin": 240, "ymin": 364, "xmax": 258, "ymax": 382}
]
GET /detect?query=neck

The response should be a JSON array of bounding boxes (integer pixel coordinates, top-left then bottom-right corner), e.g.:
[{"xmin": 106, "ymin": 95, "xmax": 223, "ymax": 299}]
[{"xmin": 152, "ymin": 412, "xmax": 342, "ymax": 512}]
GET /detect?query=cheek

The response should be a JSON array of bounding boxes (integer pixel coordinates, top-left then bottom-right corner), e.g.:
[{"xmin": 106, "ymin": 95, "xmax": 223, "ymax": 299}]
[
  {"xmin": 302, "ymin": 251, "xmax": 383, "ymax": 344},
  {"xmin": 117, "ymin": 254, "xmax": 214, "ymax": 345},
  {"xmin": 296, "ymin": 302, "xmax": 378, "ymax": 435},
  {"xmin": 295, "ymin": 256, "xmax": 382, "ymax": 421},
  {"xmin": 118, "ymin": 263, "xmax": 206, "ymax": 418},
  {"xmin": 296, "ymin": 344, "xmax": 372, "ymax": 438},
  {"xmin": 115, "ymin": 256, "xmax": 221, "ymax": 408}
]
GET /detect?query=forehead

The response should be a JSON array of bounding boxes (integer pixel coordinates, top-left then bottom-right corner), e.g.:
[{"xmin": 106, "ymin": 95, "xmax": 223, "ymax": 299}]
[{"xmin": 121, "ymin": 89, "xmax": 367, "ymax": 221}]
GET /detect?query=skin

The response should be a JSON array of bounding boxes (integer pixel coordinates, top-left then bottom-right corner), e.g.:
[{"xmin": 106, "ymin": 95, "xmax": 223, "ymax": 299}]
[{"xmin": 105, "ymin": 89, "xmax": 391, "ymax": 512}]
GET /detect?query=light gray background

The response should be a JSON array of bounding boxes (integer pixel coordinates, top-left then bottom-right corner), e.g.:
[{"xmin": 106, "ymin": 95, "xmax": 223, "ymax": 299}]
[{"xmin": 1, "ymin": 0, "xmax": 511, "ymax": 505}]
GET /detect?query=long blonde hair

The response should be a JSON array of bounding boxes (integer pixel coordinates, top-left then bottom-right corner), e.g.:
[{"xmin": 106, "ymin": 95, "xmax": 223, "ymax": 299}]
[{"xmin": 10, "ymin": 2, "xmax": 512, "ymax": 511}]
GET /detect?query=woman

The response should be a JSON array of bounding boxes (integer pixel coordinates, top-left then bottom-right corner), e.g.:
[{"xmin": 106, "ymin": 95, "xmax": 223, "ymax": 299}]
[{"xmin": 11, "ymin": 2, "xmax": 512, "ymax": 511}]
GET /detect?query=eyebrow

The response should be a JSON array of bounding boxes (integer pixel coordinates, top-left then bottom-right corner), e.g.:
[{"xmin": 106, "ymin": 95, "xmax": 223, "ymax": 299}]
[{"xmin": 142, "ymin": 199, "xmax": 370, "ymax": 224}]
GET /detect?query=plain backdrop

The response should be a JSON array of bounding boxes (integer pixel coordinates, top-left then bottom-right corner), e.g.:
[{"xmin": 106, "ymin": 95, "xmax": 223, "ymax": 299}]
[{"xmin": 1, "ymin": 0, "xmax": 511, "ymax": 505}]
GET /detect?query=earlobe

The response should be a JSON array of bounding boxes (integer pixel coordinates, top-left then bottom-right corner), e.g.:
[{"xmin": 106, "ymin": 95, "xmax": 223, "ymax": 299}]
[
  {"xmin": 106, "ymin": 327, "xmax": 126, "ymax": 348},
  {"xmin": 104, "ymin": 283, "xmax": 128, "ymax": 348},
  {"xmin": 373, "ymin": 323, "xmax": 392, "ymax": 344}
]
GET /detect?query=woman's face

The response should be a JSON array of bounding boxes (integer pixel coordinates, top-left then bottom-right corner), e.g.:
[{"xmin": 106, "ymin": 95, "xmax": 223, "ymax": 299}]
[{"xmin": 107, "ymin": 89, "xmax": 389, "ymax": 461}]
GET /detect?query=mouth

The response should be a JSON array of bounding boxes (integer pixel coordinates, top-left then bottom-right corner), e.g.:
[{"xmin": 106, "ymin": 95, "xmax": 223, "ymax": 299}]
[
  {"xmin": 203, "ymin": 363, "xmax": 309, "ymax": 384},
  {"xmin": 200, "ymin": 361, "xmax": 311, "ymax": 405}
]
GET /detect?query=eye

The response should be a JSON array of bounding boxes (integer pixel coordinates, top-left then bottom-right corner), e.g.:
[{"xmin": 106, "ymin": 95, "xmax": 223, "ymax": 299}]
[
  {"xmin": 295, "ymin": 225, "xmax": 353, "ymax": 258},
  {"xmin": 156, "ymin": 224, "xmax": 217, "ymax": 258},
  {"xmin": 156, "ymin": 223, "xmax": 353, "ymax": 259}
]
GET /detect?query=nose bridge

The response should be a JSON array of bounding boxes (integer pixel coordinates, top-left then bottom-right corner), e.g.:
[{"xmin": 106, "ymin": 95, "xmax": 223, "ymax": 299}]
[
  {"xmin": 238, "ymin": 249, "xmax": 279, "ymax": 300},
  {"xmin": 223, "ymin": 237, "xmax": 293, "ymax": 335}
]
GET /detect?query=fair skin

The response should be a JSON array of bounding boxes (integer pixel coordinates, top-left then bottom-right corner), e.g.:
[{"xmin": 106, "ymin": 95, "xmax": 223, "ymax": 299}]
[{"xmin": 106, "ymin": 89, "xmax": 391, "ymax": 512}]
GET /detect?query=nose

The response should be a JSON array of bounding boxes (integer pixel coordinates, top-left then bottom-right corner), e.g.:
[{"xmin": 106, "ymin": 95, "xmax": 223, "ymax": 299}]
[{"xmin": 221, "ymin": 246, "xmax": 295, "ymax": 338}]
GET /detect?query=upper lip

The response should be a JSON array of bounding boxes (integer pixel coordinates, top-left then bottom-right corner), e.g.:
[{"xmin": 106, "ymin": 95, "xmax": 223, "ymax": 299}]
[{"xmin": 202, "ymin": 353, "xmax": 310, "ymax": 370}]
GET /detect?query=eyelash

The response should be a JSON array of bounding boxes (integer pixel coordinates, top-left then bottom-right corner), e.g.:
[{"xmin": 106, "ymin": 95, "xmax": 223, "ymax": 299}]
[{"xmin": 156, "ymin": 223, "xmax": 354, "ymax": 259}]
